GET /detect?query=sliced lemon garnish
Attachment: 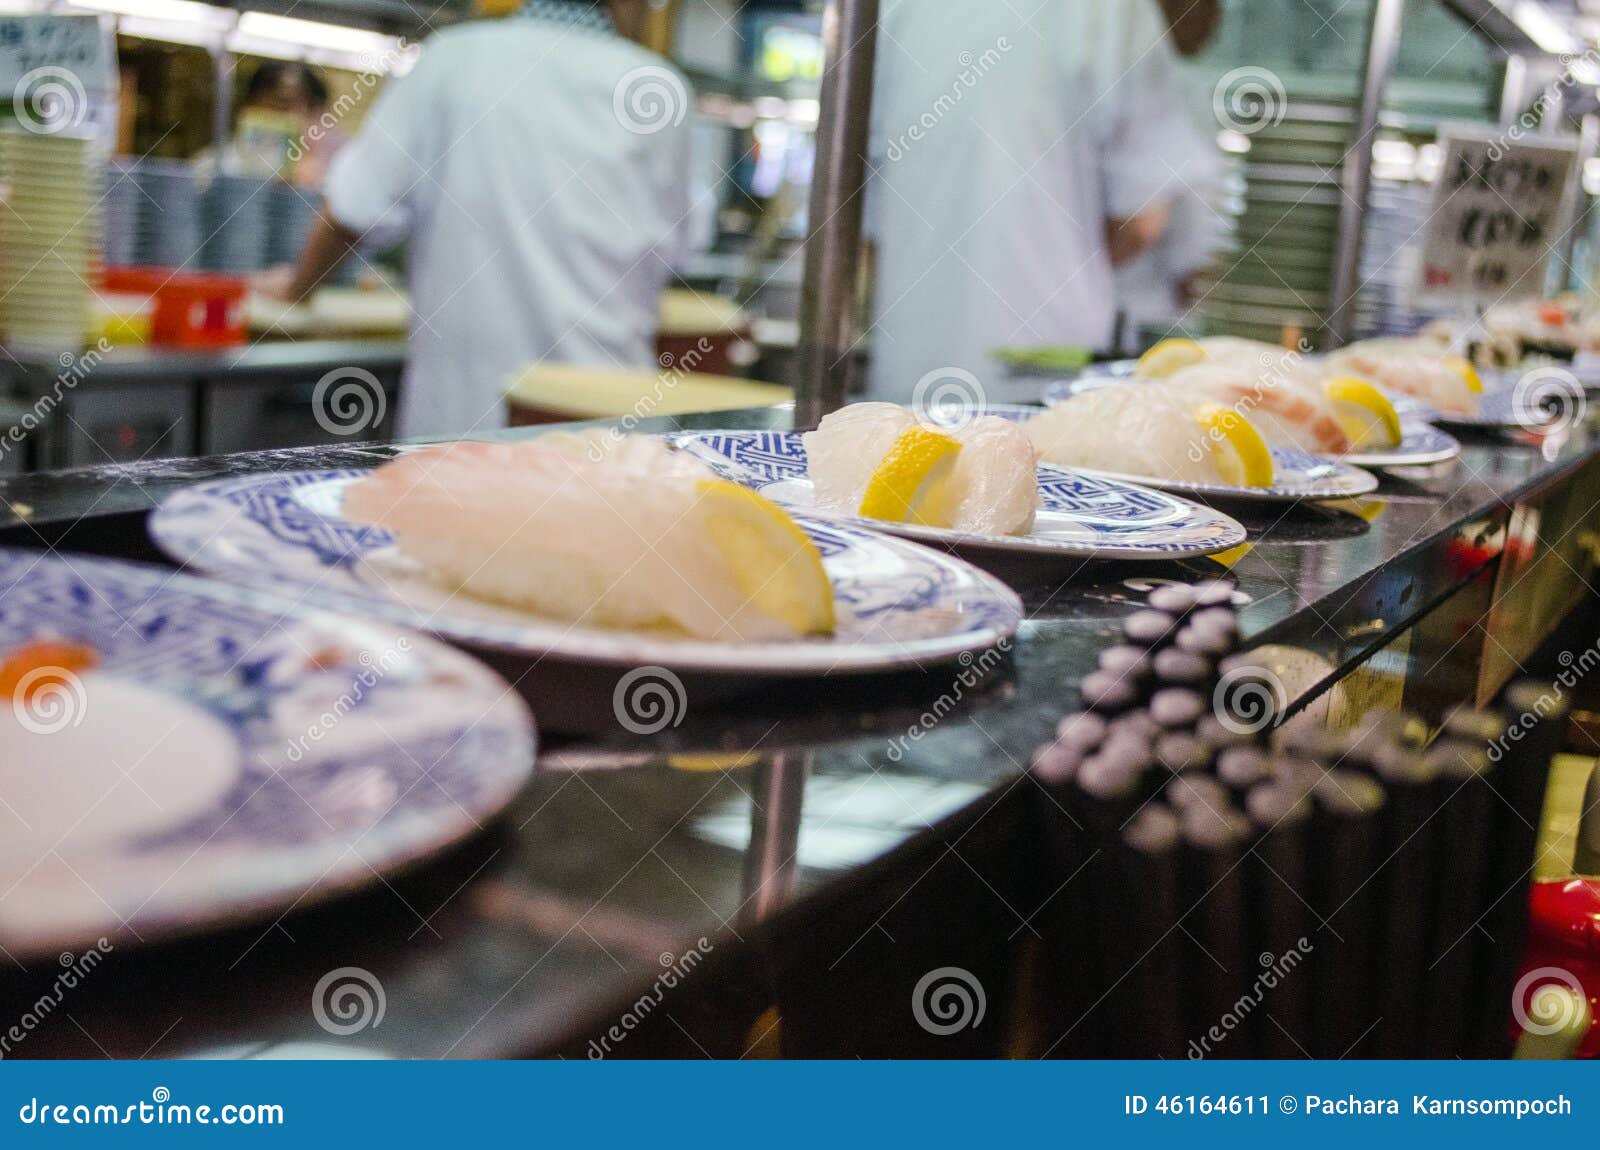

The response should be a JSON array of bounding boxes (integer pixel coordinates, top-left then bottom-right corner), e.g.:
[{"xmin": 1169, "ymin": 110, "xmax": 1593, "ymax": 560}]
[
  {"xmin": 1323, "ymin": 375, "xmax": 1402, "ymax": 449},
  {"xmin": 696, "ymin": 479, "xmax": 835, "ymax": 635},
  {"xmin": 1135, "ymin": 337, "xmax": 1206, "ymax": 378},
  {"xmin": 1444, "ymin": 355, "xmax": 1483, "ymax": 394},
  {"xmin": 857, "ymin": 425, "xmax": 962, "ymax": 526},
  {"xmin": 1194, "ymin": 402, "xmax": 1274, "ymax": 488}
]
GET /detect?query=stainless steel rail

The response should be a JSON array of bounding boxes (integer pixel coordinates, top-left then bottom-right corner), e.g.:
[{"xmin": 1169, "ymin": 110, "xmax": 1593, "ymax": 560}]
[
  {"xmin": 1327, "ymin": 0, "xmax": 1405, "ymax": 348},
  {"xmin": 795, "ymin": 0, "xmax": 879, "ymax": 429}
]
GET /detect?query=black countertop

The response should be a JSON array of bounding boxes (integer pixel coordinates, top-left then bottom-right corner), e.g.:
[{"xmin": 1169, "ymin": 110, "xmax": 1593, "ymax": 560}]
[{"xmin": 0, "ymin": 405, "xmax": 1591, "ymax": 1058}]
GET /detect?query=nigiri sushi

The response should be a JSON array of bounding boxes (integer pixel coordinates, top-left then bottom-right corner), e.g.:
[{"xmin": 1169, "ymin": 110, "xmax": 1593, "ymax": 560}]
[
  {"xmin": 1026, "ymin": 383, "xmax": 1275, "ymax": 488},
  {"xmin": 1133, "ymin": 336, "xmax": 1300, "ymax": 379},
  {"xmin": 1322, "ymin": 338, "xmax": 1481, "ymax": 415},
  {"xmin": 1164, "ymin": 363, "xmax": 1402, "ymax": 454},
  {"xmin": 342, "ymin": 435, "xmax": 834, "ymax": 641},
  {"xmin": 803, "ymin": 403, "xmax": 1040, "ymax": 535}
]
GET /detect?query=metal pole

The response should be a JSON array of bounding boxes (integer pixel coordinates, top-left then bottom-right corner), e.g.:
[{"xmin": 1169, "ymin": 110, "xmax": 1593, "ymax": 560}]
[
  {"xmin": 1326, "ymin": 0, "xmax": 1403, "ymax": 348},
  {"xmin": 795, "ymin": 0, "xmax": 878, "ymax": 428},
  {"xmin": 1558, "ymin": 113, "xmax": 1598, "ymax": 295},
  {"xmin": 1498, "ymin": 55, "xmax": 1529, "ymax": 127},
  {"xmin": 211, "ymin": 48, "xmax": 235, "ymax": 155}
]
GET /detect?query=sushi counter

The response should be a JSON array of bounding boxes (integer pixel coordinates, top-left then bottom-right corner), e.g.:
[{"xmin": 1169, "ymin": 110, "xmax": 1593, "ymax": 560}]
[
  {"xmin": 0, "ymin": 340, "xmax": 407, "ymax": 472},
  {"xmin": 0, "ymin": 403, "xmax": 1597, "ymax": 1059}
]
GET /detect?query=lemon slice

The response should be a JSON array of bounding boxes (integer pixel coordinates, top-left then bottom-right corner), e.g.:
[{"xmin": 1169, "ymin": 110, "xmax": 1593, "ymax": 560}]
[
  {"xmin": 1323, "ymin": 375, "xmax": 1402, "ymax": 449},
  {"xmin": 1444, "ymin": 355, "xmax": 1483, "ymax": 394},
  {"xmin": 1194, "ymin": 403, "xmax": 1274, "ymax": 488},
  {"xmin": 696, "ymin": 480, "xmax": 835, "ymax": 635},
  {"xmin": 1135, "ymin": 338, "xmax": 1206, "ymax": 379},
  {"xmin": 857, "ymin": 425, "xmax": 962, "ymax": 526}
]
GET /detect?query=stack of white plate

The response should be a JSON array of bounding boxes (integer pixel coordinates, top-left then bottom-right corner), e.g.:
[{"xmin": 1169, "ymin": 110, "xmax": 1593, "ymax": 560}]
[{"xmin": 0, "ymin": 130, "xmax": 98, "ymax": 352}]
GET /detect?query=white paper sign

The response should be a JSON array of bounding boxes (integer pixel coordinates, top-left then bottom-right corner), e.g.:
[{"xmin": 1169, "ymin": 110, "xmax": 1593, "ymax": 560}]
[
  {"xmin": 0, "ymin": 15, "xmax": 117, "ymax": 144},
  {"xmin": 1418, "ymin": 125, "xmax": 1580, "ymax": 302}
]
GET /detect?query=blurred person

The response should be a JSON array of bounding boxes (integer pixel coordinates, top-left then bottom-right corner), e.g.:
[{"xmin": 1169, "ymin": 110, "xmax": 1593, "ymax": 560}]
[
  {"xmin": 865, "ymin": 0, "xmax": 1193, "ymax": 397},
  {"xmin": 262, "ymin": 0, "xmax": 693, "ymax": 439},
  {"xmin": 1112, "ymin": 0, "xmax": 1228, "ymax": 352},
  {"xmin": 226, "ymin": 61, "xmax": 329, "ymax": 177}
]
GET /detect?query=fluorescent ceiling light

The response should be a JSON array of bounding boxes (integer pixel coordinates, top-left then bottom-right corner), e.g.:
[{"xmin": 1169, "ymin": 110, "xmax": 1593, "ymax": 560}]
[
  {"xmin": 234, "ymin": 11, "xmax": 395, "ymax": 58},
  {"xmin": 1506, "ymin": 0, "xmax": 1582, "ymax": 54},
  {"xmin": 68, "ymin": 0, "xmax": 233, "ymax": 29}
]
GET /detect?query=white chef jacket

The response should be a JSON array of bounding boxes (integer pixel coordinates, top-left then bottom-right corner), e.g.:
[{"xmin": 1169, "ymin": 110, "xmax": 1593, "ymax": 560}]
[
  {"xmin": 1113, "ymin": 60, "xmax": 1228, "ymax": 350},
  {"xmin": 865, "ymin": 0, "xmax": 1196, "ymax": 398},
  {"xmin": 324, "ymin": 4, "xmax": 694, "ymax": 439}
]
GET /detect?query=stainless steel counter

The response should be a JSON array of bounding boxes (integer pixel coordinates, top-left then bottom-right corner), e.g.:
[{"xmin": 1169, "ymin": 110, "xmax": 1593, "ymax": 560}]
[{"xmin": 0, "ymin": 339, "xmax": 406, "ymax": 469}]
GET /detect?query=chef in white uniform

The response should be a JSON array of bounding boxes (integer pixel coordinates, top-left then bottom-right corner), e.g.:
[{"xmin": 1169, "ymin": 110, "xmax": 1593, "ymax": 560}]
[
  {"xmin": 273, "ymin": 0, "xmax": 693, "ymax": 439},
  {"xmin": 865, "ymin": 0, "xmax": 1195, "ymax": 397},
  {"xmin": 1112, "ymin": 4, "xmax": 1227, "ymax": 351}
]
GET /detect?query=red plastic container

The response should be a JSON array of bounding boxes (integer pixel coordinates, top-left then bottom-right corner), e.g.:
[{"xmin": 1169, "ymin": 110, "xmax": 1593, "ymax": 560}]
[{"xmin": 102, "ymin": 266, "xmax": 248, "ymax": 349}]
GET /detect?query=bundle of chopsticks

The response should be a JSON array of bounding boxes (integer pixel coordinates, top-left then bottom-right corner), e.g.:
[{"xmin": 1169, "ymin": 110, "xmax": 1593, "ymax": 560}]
[{"xmin": 1031, "ymin": 581, "xmax": 1564, "ymax": 1059}]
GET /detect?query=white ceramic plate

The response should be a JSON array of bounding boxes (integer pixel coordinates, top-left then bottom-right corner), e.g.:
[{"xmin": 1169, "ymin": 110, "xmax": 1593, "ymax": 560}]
[
  {"xmin": 151, "ymin": 470, "xmax": 1024, "ymax": 675},
  {"xmin": 670, "ymin": 430, "xmax": 1247, "ymax": 559},
  {"xmin": 0, "ymin": 548, "xmax": 535, "ymax": 960}
]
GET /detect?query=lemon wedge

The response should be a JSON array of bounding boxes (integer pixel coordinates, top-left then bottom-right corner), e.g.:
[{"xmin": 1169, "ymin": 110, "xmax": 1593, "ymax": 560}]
[
  {"xmin": 696, "ymin": 480, "xmax": 835, "ymax": 635},
  {"xmin": 1444, "ymin": 355, "xmax": 1483, "ymax": 394},
  {"xmin": 857, "ymin": 425, "xmax": 963, "ymax": 526},
  {"xmin": 1194, "ymin": 402, "xmax": 1274, "ymax": 487},
  {"xmin": 1135, "ymin": 338, "xmax": 1207, "ymax": 379},
  {"xmin": 1323, "ymin": 375, "xmax": 1402, "ymax": 449}
]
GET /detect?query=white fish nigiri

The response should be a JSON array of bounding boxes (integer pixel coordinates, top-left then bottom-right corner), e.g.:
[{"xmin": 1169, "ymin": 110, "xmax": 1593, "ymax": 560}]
[
  {"xmin": 1166, "ymin": 362, "xmax": 1351, "ymax": 455},
  {"xmin": 342, "ymin": 437, "xmax": 834, "ymax": 641},
  {"xmin": 1026, "ymin": 383, "xmax": 1275, "ymax": 488},
  {"xmin": 803, "ymin": 404, "xmax": 1039, "ymax": 535},
  {"xmin": 1323, "ymin": 339, "xmax": 1481, "ymax": 415}
]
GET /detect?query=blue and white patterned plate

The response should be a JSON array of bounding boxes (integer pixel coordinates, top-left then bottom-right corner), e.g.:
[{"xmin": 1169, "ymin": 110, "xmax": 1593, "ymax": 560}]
[
  {"xmin": 1039, "ymin": 381, "xmax": 1461, "ymax": 468},
  {"xmin": 0, "ymin": 548, "xmax": 535, "ymax": 960},
  {"xmin": 1422, "ymin": 384, "xmax": 1567, "ymax": 431},
  {"xmin": 151, "ymin": 471, "xmax": 1023, "ymax": 675},
  {"xmin": 669, "ymin": 431, "xmax": 1246, "ymax": 559}
]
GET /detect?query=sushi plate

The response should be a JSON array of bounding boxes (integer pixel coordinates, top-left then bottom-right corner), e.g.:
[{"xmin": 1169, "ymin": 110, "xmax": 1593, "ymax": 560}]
[
  {"xmin": 1421, "ymin": 385, "xmax": 1576, "ymax": 431},
  {"xmin": 1039, "ymin": 381, "xmax": 1461, "ymax": 468},
  {"xmin": 911, "ymin": 404, "xmax": 1378, "ymax": 503},
  {"xmin": 150, "ymin": 470, "xmax": 1024, "ymax": 675},
  {"xmin": 0, "ymin": 548, "xmax": 535, "ymax": 961},
  {"xmin": 669, "ymin": 430, "xmax": 1247, "ymax": 560}
]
